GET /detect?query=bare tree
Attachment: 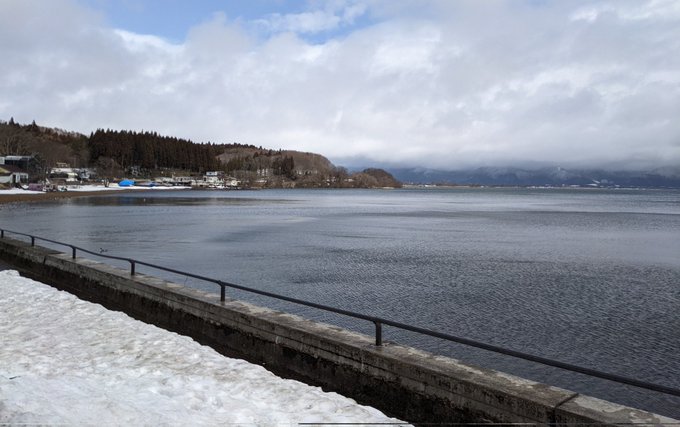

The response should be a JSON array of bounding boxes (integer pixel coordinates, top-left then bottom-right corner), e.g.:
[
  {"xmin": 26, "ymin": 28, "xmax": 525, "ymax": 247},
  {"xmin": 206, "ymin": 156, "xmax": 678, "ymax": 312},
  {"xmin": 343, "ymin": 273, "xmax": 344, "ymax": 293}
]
[{"xmin": 0, "ymin": 127, "xmax": 29, "ymax": 155}]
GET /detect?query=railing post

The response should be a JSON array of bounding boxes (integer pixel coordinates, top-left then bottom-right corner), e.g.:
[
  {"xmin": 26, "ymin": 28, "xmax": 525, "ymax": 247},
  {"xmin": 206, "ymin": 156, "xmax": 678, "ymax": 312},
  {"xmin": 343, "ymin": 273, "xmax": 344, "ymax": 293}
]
[
  {"xmin": 374, "ymin": 321, "xmax": 382, "ymax": 346},
  {"xmin": 71, "ymin": 246, "xmax": 76, "ymax": 259},
  {"xmin": 220, "ymin": 283, "xmax": 226, "ymax": 302},
  {"xmin": 31, "ymin": 236, "xmax": 35, "ymax": 246},
  {"xmin": 130, "ymin": 260, "xmax": 135, "ymax": 275},
  {"xmin": 1, "ymin": 229, "xmax": 4, "ymax": 238}
]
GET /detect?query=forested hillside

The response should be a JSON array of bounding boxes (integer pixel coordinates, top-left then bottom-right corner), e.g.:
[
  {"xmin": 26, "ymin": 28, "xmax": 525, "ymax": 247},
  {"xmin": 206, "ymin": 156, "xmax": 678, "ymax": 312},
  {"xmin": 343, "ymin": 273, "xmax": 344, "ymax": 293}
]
[
  {"xmin": 0, "ymin": 119, "xmax": 401, "ymax": 188},
  {"xmin": 0, "ymin": 118, "xmax": 88, "ymax": 174},
  {"xmin": 89, "ymin": 129, "xmax": 228, "ymax": 172}
]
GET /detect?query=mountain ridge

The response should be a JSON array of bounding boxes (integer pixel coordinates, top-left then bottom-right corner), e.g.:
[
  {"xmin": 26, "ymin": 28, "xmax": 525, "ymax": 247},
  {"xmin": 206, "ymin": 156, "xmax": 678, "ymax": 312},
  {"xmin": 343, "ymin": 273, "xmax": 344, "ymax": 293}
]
[{"xmin": 387, "ymin": 166, "xmax": 680, "ymax": 188}]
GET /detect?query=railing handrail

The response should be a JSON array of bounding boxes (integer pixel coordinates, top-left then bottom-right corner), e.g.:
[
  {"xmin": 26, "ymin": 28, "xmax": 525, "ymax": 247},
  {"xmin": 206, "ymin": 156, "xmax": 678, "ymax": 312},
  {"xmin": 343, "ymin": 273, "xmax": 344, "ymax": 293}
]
[{"xmin": 1, "ymin": 227, "xmax": 679, "ymax": 399}]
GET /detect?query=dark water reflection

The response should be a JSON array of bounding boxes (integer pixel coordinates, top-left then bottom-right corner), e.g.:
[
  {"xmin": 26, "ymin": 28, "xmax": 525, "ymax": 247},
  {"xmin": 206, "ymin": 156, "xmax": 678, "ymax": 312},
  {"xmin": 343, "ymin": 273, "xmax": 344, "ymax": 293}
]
[
  {"xmin": 70, "ymin": 195, "xmax": 296, "ymax": 207},
  {"xmin": 2, "ymin": 188, "xmax": 680, "ymax": 417}
]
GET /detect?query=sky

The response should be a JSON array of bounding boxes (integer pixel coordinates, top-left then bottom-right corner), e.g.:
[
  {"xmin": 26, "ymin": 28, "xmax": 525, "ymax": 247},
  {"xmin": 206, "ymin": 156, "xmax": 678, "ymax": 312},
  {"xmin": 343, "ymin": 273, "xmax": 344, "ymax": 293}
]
[{"xmin": 1, "ymin": 0, "xmax": 679, "ymax": 171}]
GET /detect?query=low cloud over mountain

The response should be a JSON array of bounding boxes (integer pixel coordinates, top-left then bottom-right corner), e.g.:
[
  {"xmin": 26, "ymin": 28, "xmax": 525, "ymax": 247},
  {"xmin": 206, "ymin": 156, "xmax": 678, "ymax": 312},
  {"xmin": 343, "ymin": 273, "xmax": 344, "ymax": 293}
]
[{"xmin": 390, "ymin": 166, "xmax": 680, "ymax": 188}]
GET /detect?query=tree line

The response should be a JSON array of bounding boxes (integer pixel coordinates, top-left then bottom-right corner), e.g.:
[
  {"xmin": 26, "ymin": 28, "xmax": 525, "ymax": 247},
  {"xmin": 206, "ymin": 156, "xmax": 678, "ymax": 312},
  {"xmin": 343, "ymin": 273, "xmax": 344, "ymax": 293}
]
[{"xmin": 89, "ymin": 129, "xmax": 229, "ymax": 173}]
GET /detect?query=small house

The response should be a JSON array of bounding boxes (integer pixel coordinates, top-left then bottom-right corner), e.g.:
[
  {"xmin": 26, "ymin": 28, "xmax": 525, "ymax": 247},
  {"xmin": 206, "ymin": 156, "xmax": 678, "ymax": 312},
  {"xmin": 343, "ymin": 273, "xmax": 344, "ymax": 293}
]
[
  {"xmin": 0, "ymin": 165, "xmax": 29, "ymax": 186},
  {"xmin": 203, "ymin": 171, "xmax": 223, "ymax": 185},
  {"xmin": 172, "ymin": 176, "xmax": 193, "ymax": 186},
  {"xmin": 224, "ymin": 176, "xmax": 240, "ymax": 188},
  {"xmin": 49, "ymin": 167, "xmax": 79, "ymax": 183}
]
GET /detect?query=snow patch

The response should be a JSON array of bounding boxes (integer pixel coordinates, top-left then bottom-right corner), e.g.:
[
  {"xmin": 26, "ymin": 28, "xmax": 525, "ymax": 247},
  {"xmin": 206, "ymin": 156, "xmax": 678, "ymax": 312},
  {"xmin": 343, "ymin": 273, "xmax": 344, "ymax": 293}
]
[
  {"xmin": 0, "ymin": 270, "xmax": 407, "ymax": 425},
  {"xmin": 0, "ymin": 185, "xmax": 192, "ymax": 195},
  {"xmin": 0, "ymin": 188, "xmax": 43, "ymax": 194}
]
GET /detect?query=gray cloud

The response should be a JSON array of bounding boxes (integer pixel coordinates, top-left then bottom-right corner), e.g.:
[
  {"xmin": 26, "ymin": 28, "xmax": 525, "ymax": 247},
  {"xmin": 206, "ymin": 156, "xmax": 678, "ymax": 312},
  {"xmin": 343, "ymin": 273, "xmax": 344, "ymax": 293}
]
[{"xmin": 1, "ymin": 0, "xmax": 679, "ymax": 170}]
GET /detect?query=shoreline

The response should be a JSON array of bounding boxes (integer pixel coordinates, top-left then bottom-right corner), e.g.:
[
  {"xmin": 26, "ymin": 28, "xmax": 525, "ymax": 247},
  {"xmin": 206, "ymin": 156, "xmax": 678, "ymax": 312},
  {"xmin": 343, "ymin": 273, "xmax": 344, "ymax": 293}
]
[
  {"xmin": 2, "ymin": 185, "xmax": 673, "ymax": 206},
  {"xmin": 0, "ymin": 188, "xmax": 189, "ymax": 205}
]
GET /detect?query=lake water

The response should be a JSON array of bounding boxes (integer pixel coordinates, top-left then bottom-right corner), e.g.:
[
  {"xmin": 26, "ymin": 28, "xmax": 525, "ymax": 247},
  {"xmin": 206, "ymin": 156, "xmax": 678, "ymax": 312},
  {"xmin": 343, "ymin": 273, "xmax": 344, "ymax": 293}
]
[{"xmin": 2, "ymin": 187, "xmax": 679, "ymax": 417}]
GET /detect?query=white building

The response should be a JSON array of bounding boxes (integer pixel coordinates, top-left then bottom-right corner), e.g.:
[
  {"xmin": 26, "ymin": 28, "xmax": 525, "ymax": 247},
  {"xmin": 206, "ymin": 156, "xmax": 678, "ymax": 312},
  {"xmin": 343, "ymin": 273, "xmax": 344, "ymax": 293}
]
[
  {"xmin": 48, "ymin": 167, "xmax": 79, "ymax": 183},
  {"xmin": 0, "ymin": 165, "xmax": 29, "ymax": 185},
  {"xmin": 203, "ymin": 171, "xmax": 222, "ymax": 185},
  {"xmin": 224, "ymin": 176, "xmax": 240, "ymax": 188}
]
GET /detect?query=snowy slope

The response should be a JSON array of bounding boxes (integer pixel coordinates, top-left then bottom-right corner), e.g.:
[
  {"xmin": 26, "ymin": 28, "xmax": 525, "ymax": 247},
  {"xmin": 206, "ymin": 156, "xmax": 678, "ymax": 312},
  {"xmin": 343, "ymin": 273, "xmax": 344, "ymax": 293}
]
[{"xmin": 0, "ymin": 270, "xmax": 407, "ymax": 425}]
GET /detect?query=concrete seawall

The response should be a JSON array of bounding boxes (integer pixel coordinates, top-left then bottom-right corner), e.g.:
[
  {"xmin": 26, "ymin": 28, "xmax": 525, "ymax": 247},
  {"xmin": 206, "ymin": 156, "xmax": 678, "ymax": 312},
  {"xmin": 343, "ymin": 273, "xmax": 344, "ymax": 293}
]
[{"xmin": 0, "ymin": 236, "xmax": 675, "ymax": 425}]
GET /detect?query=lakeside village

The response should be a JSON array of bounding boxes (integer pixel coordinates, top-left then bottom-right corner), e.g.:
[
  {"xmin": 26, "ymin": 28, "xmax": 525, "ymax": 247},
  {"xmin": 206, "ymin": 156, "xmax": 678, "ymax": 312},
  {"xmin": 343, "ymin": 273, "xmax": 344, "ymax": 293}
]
[
  {"xmin": 0, "ymin": 155, "xmax": 402, "ymax": 192},
  {"xmin": 0, "ymin": 121, "xmax": 403, "ymax": 192},
  {"xmin": 1, "ymin": 155, "xmax": 254, "ymax": 191},
  {"xmin": 0, "ymin": 121, "xmax": 403, "ymax": 193}
]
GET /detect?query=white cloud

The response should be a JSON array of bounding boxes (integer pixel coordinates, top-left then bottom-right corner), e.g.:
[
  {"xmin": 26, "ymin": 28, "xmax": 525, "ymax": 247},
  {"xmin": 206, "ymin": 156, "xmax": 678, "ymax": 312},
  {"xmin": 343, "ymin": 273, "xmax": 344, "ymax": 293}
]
[
  {"xmin": 254, "ymin": 1, "xmax": 368, "ymax": 34},
  {"xmin": 571, "ymin": 0, "xmax": 680, "ymax": 23},
  {"xmin": 114, "ymin": 30, "xmax": 181, "ymax": 54},
  {"xmin": 1, "ymin": 0, "xmax": 679, "ymax": 170}
]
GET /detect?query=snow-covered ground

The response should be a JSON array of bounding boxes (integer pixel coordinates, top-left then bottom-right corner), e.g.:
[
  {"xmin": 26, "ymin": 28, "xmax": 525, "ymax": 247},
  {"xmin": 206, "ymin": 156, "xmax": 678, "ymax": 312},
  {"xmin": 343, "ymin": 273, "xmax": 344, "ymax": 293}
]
[
  {"xmin": 66, "ymin": 184, "xmax": 191, "ymax": 192},
  {"xmin": 0, "ymin": 188, "xmax": 43, "ymax": 194},
  {"xmin": 0, "ymin": 270, "xmax": 407, "ymax": 425},
  {"xmin": 64, "ymin": 184, "xmax": 146, "ymax": 192},
  {"xmin": 0, "ymin": 184, "xmax": 191, "ymax": 195}
]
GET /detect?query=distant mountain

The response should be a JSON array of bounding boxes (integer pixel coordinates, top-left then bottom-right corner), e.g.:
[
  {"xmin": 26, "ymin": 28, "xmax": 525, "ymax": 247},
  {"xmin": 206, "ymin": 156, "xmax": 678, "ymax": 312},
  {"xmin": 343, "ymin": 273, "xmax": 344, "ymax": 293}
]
[{"xmin": 388, "ymin": 166, "xmax": 680, "ymax": 188}]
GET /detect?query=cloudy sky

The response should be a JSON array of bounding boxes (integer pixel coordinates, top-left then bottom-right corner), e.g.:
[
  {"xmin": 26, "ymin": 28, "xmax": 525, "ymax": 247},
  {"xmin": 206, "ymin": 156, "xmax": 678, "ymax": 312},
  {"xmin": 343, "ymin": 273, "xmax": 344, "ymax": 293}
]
[{"xmin": 1, "ymin": 0, "xmax": 679, "ymax": 170}]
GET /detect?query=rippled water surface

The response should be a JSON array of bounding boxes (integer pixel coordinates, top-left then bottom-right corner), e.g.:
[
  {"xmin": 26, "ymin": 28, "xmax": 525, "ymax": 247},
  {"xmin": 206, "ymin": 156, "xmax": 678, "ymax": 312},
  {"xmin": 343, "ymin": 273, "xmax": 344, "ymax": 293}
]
[{"xmin": 2, "ymin": 188, "xmax": 679, "ymax": 416}]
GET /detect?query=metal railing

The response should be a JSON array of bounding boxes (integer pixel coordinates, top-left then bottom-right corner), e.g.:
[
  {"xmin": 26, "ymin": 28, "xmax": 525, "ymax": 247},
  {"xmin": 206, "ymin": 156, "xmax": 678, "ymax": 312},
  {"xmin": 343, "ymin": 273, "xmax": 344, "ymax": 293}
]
[{"xmin": 1, "ymin": 227, "xmax": 680, "ymax": 399}]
